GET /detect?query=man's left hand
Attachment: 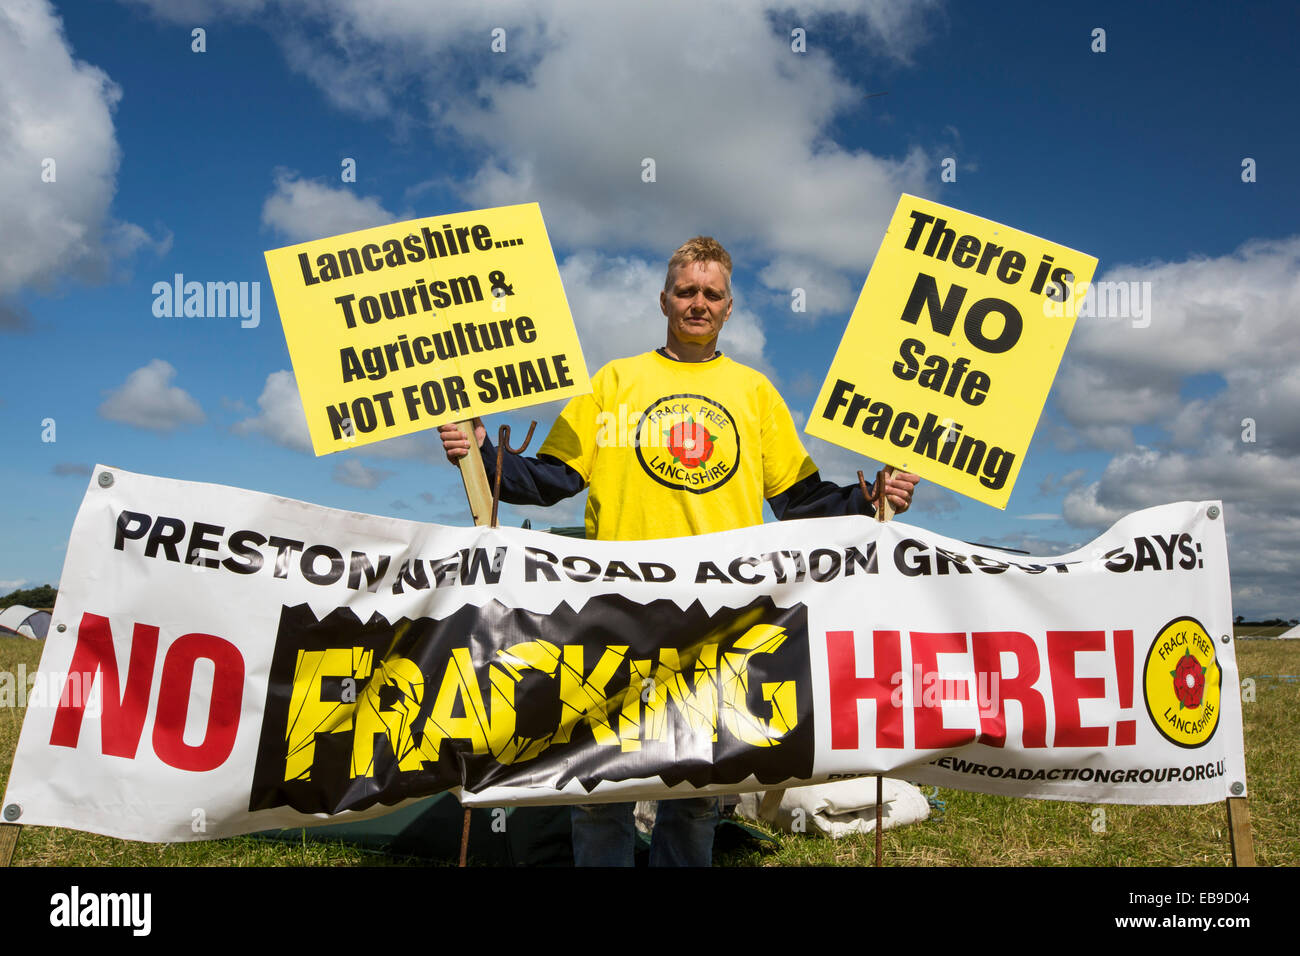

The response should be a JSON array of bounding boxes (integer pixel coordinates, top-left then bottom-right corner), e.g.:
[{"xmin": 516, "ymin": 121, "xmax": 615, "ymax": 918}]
[{"xmin": 880, "ymin": 471, "xmax": 920, "ymax": 515}]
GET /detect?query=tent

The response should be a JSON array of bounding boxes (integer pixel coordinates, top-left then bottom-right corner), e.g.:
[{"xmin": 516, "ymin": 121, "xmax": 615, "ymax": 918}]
[
  {"xmin": 0, "ymin": 605, "xmax": 50, "ymax": 640},
  {"xmin": 260, "ymin": 794, "xmax": 576, "ymax": 865},
  {"xmin": 1236, "ymin": 623, "xmax": 1300, "ymax": 639},
  {"xmin": 257, "ymin": 795, "xmax": 773, "ymax": 865}
]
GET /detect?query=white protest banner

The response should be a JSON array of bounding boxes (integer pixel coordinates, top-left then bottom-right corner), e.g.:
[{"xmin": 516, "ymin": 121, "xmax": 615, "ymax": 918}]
[{"xmin": 4, "ymin": 466, "xmax": 1243, "ymax": 843}]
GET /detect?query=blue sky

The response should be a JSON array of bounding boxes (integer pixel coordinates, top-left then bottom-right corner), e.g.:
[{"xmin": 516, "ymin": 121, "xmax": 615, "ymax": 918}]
[{"xmin": 1, "ymin": 0, "xmax": 1296, "ymax": 617}]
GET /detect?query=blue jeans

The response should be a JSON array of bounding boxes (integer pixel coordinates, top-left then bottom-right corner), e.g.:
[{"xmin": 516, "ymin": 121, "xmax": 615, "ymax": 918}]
[{"xmin": 571, "ymin": 798, "xmax": 720, "ymax": 867}]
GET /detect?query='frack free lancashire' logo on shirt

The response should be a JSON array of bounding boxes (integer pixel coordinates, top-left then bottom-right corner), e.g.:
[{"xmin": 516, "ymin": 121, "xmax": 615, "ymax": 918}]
[{"xmin": 634, "ymin": 393, "xmax": 740, "ymax": 494}]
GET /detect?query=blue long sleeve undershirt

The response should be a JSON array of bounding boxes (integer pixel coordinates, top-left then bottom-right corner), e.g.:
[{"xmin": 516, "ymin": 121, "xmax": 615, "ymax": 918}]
[{"xmin": 479, "ymin": 434, "xmax": 877, "ymax": 521}]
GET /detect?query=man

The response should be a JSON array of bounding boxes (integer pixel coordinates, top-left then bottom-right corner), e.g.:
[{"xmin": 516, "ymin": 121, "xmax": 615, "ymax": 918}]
[{"xmin": 441, "ymin": 236, "xmax": 918, "ymax": 866}]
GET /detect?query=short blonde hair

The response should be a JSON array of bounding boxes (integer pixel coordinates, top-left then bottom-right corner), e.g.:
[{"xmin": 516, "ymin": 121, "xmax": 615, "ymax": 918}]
[{"xmin": 664, "ymin": 236, "xmax": 732, "ymax": 294}]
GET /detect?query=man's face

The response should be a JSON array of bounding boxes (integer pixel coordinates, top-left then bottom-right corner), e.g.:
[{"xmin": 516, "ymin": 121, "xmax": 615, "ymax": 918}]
[{"xmin": 660, "ymin": 260, "xmax": 733, "ymax": 347}]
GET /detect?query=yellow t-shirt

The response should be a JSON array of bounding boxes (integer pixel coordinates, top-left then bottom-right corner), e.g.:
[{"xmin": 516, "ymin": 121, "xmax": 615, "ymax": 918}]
[{"xmin": 539, "ymin": 351, "xmax": 818, "ymax": 540}]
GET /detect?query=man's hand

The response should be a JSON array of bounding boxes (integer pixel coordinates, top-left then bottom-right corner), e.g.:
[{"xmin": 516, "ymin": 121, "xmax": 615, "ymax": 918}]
[
  {"xmin": 879, "ymin": 470, "xmax": 920, "ymax": 515},
  {"xmin": 439, "ymin": 418, "xmax": 486, "ymax": 463}
]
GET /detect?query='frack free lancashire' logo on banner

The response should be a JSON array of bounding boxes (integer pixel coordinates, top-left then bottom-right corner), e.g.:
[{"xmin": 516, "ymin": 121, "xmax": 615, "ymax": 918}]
[
  {"xmin": 249, "ymin": 595, "xmax": 813, "ymax": 813},
  {"xmin": 1143, "ymin": 616, "xmax": 1221, "ymax": 748}
]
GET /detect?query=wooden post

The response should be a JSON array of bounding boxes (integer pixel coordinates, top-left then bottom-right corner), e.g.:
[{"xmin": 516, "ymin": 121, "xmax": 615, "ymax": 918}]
[
  {"xmin": 866, "ymin": 468, "xmax": 896, "ymax": 865},
  {"xmin": 874, "ymin": 774, "xmax": 883, "ymax": 868},
  {"xmin": 458, "ymin": 807, "xmax": 474, "ymax": 868},
  {"xmin": 1226, "ymin": 797, "xmax": 1256, "ymax": 866},
  {"xmin": 0, "ymin": 823, "xmax": 19, "ymax": 867}
]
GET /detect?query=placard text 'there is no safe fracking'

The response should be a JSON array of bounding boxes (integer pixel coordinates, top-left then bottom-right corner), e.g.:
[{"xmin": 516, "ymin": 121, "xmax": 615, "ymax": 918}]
[
  {"xmin": 806, "ymin": 195, "xmax": 1097, "ymax": 509},
  {"xmin": 265, "ymin": 203, "xmax": 591, "ymax": 455}
]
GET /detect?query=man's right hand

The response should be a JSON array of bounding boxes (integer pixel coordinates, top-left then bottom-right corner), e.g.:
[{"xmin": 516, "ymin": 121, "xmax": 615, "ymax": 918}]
[{"xmin": 438, "ymin": 418, "xmax": 486, "ymax": 463}]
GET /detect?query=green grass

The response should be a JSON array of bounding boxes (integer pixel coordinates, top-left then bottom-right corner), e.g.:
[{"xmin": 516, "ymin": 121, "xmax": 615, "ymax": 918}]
[{"xmin": 2, "ymin": 635, "xmax": 1295, "ymax": 866}]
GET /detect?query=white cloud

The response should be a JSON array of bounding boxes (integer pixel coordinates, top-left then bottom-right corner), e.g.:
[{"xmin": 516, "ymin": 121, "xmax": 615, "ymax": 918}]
[
  {"xmin": 905, "ymin": 479, "xmax": 961, "ymax": 517},
  {"xmin": 558, "ymin": 251, "xmax": 771, "ymax": 375},
  {"xmin": 98, "ymin": 359, "xmax": 205, "ymax": 431},
  {"xmin": 1061, "ymin": 442, "xmax": 1300, "ymax": 617},
  {"xmin": 556, "ymin": 252, "xmax": 665, "ymax": 371},
  {"xmin": 1064, "ymin": 444, "xmax": 1300, "ymax": 527},
  {"xmin": 232, "ymin": 369, "xmax": 312, "ymax": 452},
  {"xmin": 1054, "ymin": 238, "xmax": 1300, "ymax": 442},
  {"xmin": 1052, "ymin": 365, "xmax": 1177, "ymax": 433},
  {"xmin": 232, "ymin": 369, "xmax": 455, "ymax": 461},
  {"xmin": 332, "ymin": 459, "xmax": 395, "ymax": 488},
  {"xmin": 261, "ymin": 170, "xmax": 401, "ymax": 242},
  {"xmin": 1038, "ymin": 468, "xmax": 1087, "ymax": 496},
  {"xmin": 800, "ymin": 431, "xmax": 897, "ymax": 490},
  {"xmin": 1061, "ymin": 481, "xmax": 1123, "ymax": 529},
  {"xmin": 0, "ymin": 0, "xmax": 160, "ymax": 319},
  {"xmin": 450, "ymin": 2, "xmax": 933, "ymax": 291},
  {"xmin": 126, "ymin": 1, "xmax": 939, "ymax": 311},
  {"xmin": 502, "ymin": 493, "xmax": 588, "ymax": 532},
  {"xmin": 358, "ymin": 431, "xmax": 447, "ymax": 463},
  {"xmin": 983, "ymin": 531, "xmax": 1081, "ymax": 558},
  {"xmin": 758, "ymin": 257, "xmax": 861, "ymax": 319},
  {"xmin": 790, "ymin": 0, "xmax": 945, "ymax": 63},
  {"xmin": 1043, "ymin": 238, "xmax": 1300, "ymax": 615}
]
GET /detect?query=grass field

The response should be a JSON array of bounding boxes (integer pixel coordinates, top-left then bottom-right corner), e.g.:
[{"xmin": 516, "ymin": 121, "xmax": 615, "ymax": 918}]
[{"xmin": 1, "ymin": 635, "xmax": 1295, "ymax": 867}]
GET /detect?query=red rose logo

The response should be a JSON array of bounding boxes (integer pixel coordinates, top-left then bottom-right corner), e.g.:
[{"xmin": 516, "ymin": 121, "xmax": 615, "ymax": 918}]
[
  {"xmin": 665, "ymin": 420, "xmax": 716, "ymax": 469},
  {"xmin": 1143, "ymin": 618, "xmax": 1221, "ymax": 748},
  {"xmin": 1172, "ymin": 651, "xmax": 1205, "ymax": 710}
]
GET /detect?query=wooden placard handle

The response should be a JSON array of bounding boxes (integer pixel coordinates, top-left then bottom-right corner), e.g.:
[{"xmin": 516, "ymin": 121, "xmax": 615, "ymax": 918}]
[
  {"xmin": 874, "ymin": 465, "xmax": 897, "ymax": 523},
  {"xmin": 452, "ymin": 420, "xmax": 494, "ymax": 528}
]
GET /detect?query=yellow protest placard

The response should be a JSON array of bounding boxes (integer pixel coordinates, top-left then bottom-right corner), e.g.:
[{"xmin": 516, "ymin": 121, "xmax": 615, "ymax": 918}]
[
  {"xmin": 805, "ymin": 194, "xmax": 1097, "ymax": 509},
  {"xmin": 264, "ymin": 203, "xmax": 590, "ymax": 455}
]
